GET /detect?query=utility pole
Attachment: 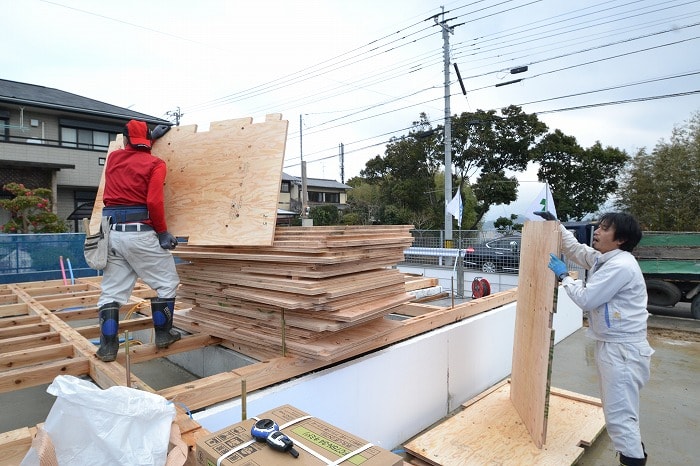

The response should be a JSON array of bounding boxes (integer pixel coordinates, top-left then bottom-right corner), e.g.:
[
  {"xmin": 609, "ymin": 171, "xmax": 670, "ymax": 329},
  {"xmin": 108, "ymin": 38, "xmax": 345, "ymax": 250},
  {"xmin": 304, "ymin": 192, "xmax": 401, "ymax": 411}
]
[
  {"xmin": 300, "ymin": 114, "xmax": 311, "ymax": 226},
  {"xmin": 166, "ymin": 107, "xmax": 183, "ymax": 126},
  {"xmin": 435, "ymin": 9, "xmax": 456, "ymax": 246},
  {"xmin": 339, "ymin": 143, "xmax": 344, "ymax": 184}
]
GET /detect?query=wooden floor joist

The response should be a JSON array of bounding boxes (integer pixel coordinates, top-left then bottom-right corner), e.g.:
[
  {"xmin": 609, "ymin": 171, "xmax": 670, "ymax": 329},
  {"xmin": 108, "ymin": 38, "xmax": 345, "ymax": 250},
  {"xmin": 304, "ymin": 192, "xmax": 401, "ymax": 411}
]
[{"xmin": 0, "ymin": 269, "xmax": 518, "ymax": 463}]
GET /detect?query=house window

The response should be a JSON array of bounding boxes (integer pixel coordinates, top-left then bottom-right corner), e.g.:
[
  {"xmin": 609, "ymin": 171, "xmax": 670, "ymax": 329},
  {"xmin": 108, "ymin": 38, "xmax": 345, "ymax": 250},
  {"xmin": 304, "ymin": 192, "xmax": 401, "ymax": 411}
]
[
  {"xmin": 308, "ymin": 191, "xmax": 340, "ymax": 203},
  {"xmin": 281, "ymin": 181, "xmax": 290, "ymax": 193},
  {"xmin": 0, "ymin": 117, "xmax": 8, "ymax": 142},
  {"xmin": 60, "ymin": 120, "xmax": 120, "ymax": 150}
]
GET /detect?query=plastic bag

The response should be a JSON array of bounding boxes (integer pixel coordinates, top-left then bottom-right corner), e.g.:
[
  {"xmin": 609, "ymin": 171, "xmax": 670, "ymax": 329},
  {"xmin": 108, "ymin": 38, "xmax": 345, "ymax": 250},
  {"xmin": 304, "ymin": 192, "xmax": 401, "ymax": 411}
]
[
  {"xmin": 83, "ymin": 216, "xmax": 110, "ymax": 270},
  {"xmin": 21, "ymin": 375, "xmax": 176, "ymax": 466}
]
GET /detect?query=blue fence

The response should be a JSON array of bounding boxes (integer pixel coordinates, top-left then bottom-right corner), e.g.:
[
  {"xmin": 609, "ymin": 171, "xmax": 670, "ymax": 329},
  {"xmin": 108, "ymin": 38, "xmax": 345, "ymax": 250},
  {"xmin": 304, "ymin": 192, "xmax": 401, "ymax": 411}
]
[{"xmin": 0, "ymin": 233, "xmax": 100, "ymax": 284}]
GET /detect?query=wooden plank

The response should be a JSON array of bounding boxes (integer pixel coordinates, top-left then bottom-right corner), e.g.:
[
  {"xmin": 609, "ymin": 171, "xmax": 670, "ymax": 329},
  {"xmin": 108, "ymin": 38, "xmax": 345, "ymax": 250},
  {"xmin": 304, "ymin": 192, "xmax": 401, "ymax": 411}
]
[
  {"xmin": 89, "ymin": 116, "xmax": 288, "ymax": 247},
  {"xmin": 0, "ymin": 332, "xmax": 61, "ymax": 353},
  {"xmin": 0, "ymin": 314, "xmax": 40, "ymax": 329},
  {"xmin": 0, "ymin": 303, "xmax": 29, "ymax": 318},
  {"xmin": 403, "ymin": 382, "xmax": 605, "ymax": 466},
  {"xmin": 510, "ymin": 220, "xmax": 560, "ymax": 448},
  {"xmin": 0, "ymin": 357, "xmax": 91, "ymax": 393},
  {"xmin": 0, "ymin": 427, "xmax": 36, "ymax": 466},
  {"xmin": 157, "ymin": 115, "xmax": 288, "ymax": 246},
  {"xmin": 0, "ymin": 343, "xmax": 75, "ymax": 371},
  {"xmin": 160, "ymin": 290, "xmax": 518, "ymax": 411},
  {"xmin": 0, "ymin": 323, "xmax": 51, "ymax": 339}
]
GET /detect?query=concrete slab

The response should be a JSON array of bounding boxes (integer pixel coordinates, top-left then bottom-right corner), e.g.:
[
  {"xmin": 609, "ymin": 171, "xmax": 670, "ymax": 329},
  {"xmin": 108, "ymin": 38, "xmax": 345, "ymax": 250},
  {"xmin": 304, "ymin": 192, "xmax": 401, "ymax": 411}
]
[{"xmin": 551, "ymin": 318, "xmax": 700, "ymax": 464}]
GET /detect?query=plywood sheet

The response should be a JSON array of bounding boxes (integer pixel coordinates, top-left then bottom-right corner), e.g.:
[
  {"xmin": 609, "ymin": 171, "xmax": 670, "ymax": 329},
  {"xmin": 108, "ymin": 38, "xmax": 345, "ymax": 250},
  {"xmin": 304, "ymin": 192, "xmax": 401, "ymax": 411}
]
[
  {"xmin": 403, "ymin": 382, "xmax": 605, "ymax": 466},
  {"xmin": 90, "ymin": 114, "xmax": 288, "ymax": 246},
  {"xmin": 510, "ymin": 220, "xmax": 560, "ymax": 447},
  {"xmin": 155, "ymin": 114, "xmax": 288, "ymax": 245}
]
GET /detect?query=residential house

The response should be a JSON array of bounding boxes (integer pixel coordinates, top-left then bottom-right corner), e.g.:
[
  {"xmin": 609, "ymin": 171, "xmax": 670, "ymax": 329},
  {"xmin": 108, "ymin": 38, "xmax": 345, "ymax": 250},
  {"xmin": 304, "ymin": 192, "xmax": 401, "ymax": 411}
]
[
  {"xmin": 0, "ymin": 79, "xmax": 352, "ymax": 231},
  {"xmin": 278, "ymin": 172, "xmax": 351, "ymax": 215},
  {"xmin": 0, "ymin": 78, "xmax": 171, "ymax": 232}
]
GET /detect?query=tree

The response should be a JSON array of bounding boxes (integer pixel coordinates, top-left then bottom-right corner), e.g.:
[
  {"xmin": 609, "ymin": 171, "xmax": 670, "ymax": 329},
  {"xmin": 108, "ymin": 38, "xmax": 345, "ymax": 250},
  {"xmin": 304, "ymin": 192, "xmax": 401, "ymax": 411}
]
[
  {"xmin": 345, "ymin": 178, "xmax": 381, "ymax": 225},
  {"xmin": 616, "ymin": 112, "xmax": 700, "ymax": 230},
  {"xmin": 446, "ymin": 105, "xmax": 549, "ymax": 229},
  {"xmin": 532, "ymin": 130, "xmax": 629, "ymax": 221},
  {"xmin": 309, "ymin": 204, "xmax": 342, "ymax": 226},
  {"xmin": 494, "ymin": 214, "xmax": 523, "ymax": 234},
  {"xmin": 0, "ymin": 183, "xmax": 68, "ymax": 233},
  {"xmin": 359, "ymin": 113, "xmax": 444, "ymax": 227}
]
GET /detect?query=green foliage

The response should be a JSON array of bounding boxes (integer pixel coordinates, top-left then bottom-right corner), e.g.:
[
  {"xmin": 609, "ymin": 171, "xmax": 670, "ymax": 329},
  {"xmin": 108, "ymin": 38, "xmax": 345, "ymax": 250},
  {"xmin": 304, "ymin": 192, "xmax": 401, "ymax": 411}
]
[
  {"xmin": 494, "ymin": 214, "xmax": 523, "ymax": 234},
  {"xmin": 532, "ymin": 130, "xmax": 629, "ymax": 221},
  {"xmin": 446, "ymin": 105, "xmax": 549, "ymax": 228},
  {"xmin": 340, "ymin": 212, "xmax": 362, "ymax": 225},
  {"xmin": 309, "ymin": 204, "xmax": 342, "ymax": 226},
  {"xmin": 616, "ymin": 112, "xmax": 700, "ymax": 231},
  {"xmin": 345, "ymin": 179, "xmax": 381, "ymax": 225},
  {"xmin": 0, "ymin": 183, "xmax": 68, "ymax": 233},
  {"xmin": 347, "ymin": 106, "xmax": 631, "ymax": 230},
  {"xmin": 355, "ymin": 113, "xmax": 444, "ymax": 228}
]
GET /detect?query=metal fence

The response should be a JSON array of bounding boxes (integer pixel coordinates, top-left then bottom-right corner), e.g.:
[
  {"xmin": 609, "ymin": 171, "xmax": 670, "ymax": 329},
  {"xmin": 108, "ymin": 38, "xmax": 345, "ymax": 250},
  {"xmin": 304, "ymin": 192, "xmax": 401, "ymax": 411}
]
[
  {"xmin": 0, "ymin": 233, "xmax": 98, "ymax": 284},
  {"xmin": 0, "ymin": 229, "xmax": 587, "ymax": 284},
  {"xmin": 401, "ymin": 229, "xmax": 587, "ymax": 279},
  {"xmin": 402, "ymin": 229, "xmax": 508, "ymax": 267}
]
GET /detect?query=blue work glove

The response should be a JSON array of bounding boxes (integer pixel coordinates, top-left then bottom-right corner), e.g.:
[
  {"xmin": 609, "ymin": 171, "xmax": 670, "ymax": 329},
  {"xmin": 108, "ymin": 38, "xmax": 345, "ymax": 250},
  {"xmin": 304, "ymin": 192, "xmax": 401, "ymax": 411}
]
[
  {"xmin": 548, "ymin": 253, "xmax": 568, "ymax": 280},
  {"xmin": 534, "ymin": 211, "xmax": 557, "ymax": 221},
  {"xmin": 158, "ymin": 231, "xmax": 178, "ymax": 250}
]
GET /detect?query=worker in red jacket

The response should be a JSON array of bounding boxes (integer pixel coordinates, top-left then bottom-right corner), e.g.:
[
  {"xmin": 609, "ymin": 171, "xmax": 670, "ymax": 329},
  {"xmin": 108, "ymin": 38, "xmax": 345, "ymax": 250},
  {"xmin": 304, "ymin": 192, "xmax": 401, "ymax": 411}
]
[{"xmin": 96, "ymin": 119, "xmax": 180, "ymax": 362}]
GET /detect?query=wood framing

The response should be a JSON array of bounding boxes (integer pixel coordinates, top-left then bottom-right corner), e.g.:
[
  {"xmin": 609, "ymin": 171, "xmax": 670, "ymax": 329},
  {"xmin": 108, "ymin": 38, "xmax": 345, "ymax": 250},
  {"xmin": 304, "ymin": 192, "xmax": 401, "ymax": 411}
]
[{"xmin": 0, "ymin": 273, "xmax": 518, "ymax": 462}]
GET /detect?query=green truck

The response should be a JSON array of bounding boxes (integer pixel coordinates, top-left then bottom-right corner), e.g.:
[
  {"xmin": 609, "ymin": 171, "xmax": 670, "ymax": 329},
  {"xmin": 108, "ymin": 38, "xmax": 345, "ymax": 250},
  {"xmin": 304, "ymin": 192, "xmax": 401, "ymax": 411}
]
[
  {"xmin": 632, "ymin": 232, "xmax": 700, "ymax": 319},
  {"xmin": 565, "ymin": 223, "xmax": 700, "ymax": 319}
]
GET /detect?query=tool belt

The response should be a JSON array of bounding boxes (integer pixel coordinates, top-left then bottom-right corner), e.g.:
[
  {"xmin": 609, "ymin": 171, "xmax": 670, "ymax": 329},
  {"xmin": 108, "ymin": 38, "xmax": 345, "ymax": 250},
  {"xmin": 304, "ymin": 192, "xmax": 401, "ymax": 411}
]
[{"xmin": 102, "ymin": 205, "xmax": 149, "ymax": 224}]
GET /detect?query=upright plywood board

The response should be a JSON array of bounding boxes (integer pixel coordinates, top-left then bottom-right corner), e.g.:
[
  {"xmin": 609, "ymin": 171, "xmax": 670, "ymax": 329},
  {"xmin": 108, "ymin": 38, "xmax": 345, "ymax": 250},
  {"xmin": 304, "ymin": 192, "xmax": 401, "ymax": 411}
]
[
  {"xmin": 90, "ymin": 114, "xmax": 288, "ymax": 246},
  {"xmin": 510, "ymin": 220, "xmax": 560, "ymax": 448}
]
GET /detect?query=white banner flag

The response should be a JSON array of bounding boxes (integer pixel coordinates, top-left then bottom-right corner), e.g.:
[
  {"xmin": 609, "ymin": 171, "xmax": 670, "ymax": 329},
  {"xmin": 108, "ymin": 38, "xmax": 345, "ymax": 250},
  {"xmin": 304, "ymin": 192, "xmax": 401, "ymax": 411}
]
[
  {"xmin": 526, "ymin": 183, "xmax": 557, "ymax": 221},
  {"xmin": 446, "ymin": 188, "xmax": 463, "ymax": 228}
]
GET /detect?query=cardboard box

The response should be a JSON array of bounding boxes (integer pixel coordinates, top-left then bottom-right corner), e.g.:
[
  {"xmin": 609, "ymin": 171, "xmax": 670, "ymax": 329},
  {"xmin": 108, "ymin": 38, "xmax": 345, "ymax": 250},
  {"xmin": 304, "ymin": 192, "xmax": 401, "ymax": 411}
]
[{"xmin": 195, "ymin": 404, "xmax": 403, "ymax": 466}]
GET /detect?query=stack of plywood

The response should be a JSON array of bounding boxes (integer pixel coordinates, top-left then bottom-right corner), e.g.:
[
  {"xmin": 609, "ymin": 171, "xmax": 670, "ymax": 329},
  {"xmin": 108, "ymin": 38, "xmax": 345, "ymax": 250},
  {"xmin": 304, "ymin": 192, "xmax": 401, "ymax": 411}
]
[{"xmin": 173, "ymin": 225, "xmax": 416, "ymax": 360}]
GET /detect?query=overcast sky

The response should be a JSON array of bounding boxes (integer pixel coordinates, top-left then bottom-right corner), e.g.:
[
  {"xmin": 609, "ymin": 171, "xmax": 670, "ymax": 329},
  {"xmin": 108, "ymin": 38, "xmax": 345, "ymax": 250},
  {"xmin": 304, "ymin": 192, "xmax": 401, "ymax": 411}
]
[{"xmin": 4, "ymin": 0, "xmax": 700, "ymax": 217}]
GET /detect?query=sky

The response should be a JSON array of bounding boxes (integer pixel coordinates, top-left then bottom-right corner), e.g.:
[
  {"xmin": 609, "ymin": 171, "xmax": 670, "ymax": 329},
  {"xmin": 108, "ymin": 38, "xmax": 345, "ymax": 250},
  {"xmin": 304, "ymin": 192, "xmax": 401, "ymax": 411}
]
[{"xmin": 3, "ymin": 0, "xmax": 700, "ymax": 219}]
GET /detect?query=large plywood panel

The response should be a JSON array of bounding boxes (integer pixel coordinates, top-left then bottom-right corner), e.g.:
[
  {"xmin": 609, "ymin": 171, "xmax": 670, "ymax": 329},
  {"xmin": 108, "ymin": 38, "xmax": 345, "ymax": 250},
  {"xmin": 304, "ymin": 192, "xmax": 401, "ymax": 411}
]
[
  {"xmin": 404, "ymin": 382, "xmax": 605, "ymax": 466},
  {"xmin": 510, "ymin": 220, "xmax": 560, "ymax": 447},
  {"xmin": 90, "ymin": 114, "xmax": 288, "ymax": 246},
  {"xmin": 155, "ymin": 114, "xmax": 288, "ymax": 245}
]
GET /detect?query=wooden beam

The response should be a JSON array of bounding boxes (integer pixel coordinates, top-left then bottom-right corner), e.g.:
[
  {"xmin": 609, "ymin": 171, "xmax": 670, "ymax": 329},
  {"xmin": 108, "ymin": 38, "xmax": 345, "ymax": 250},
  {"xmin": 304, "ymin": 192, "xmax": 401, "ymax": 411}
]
[
  {"xmin": 0, "ymin": 358, "xmax": 90, "ymax": 393},
  {"xmin": 0, "ymin": 343, "xmax": 75, "ymax": 371},
  {"xmin": 0, "ymin": 427, "xmax": 37, "ymax": 466},
  {"xmin": 0, "ymin": 332, "xmax": 60, "ymax": 353}
]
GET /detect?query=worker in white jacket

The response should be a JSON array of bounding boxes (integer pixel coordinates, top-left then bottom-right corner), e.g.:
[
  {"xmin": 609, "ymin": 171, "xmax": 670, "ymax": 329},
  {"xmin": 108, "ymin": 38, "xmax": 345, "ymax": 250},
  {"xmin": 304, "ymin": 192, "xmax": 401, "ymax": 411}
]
[{"xmin": 537, "ymin": 211, "xmax": 653, "ymax": 466}]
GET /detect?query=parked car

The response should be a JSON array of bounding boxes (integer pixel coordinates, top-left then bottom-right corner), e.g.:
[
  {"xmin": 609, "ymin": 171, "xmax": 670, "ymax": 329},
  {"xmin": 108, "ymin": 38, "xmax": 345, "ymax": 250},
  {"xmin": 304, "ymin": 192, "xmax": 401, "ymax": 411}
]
[{"xmin": 464, "ymin": 235, "xmax": 521, "ymax": 273}]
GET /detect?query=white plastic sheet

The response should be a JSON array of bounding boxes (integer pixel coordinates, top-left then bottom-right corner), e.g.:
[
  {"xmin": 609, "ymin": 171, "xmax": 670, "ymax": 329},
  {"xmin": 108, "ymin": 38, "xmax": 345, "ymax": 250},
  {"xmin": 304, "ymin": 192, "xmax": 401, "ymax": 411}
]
[{"xmin": 21, "ymin": 375, "xmax": 176, "ymax": 466}]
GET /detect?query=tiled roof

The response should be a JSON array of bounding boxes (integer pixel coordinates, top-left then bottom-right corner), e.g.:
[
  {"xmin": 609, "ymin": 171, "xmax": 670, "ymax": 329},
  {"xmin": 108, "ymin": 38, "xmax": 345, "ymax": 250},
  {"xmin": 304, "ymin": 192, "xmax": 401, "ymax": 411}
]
[
  {"xmin": 0, "ymin": 79, "xmax": 170, "ymax": 125},
  {"xmin": 281, "ymin": 172, "xmax": 351, "ymax": 189}
]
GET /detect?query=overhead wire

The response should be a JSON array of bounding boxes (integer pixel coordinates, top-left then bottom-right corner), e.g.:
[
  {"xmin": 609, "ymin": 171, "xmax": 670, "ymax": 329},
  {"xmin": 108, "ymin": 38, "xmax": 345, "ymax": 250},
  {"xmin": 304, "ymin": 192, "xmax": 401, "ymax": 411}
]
[
  {"xmin": 275, "ymin": 2, "xmax": 700, "ymax": 147},
  {"xmin": 43, "ymin": 0, "xmax": 700, "ymax": 173}
]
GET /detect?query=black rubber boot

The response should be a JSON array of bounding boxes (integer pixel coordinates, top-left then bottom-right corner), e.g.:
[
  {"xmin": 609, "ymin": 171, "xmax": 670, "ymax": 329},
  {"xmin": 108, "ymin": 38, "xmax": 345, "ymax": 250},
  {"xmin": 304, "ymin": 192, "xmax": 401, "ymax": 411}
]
[
  {"xmin": 619, "ymin": 443, "xmax": 647, "ymax": 466},
  {"xmin": 151, "ymin": 297, "xmax": 181, "ymax": 349},
  {"xmin": 96, "ymin": 302, "xmax": 120, "ymax": 362}
]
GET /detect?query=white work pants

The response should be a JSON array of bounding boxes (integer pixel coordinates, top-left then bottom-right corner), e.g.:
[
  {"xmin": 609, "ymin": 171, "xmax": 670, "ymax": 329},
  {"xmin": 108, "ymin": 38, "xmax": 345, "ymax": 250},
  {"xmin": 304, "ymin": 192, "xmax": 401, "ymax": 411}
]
[
  {"xmin": 595, "ymin": 339, "xmax": 654, "ymax": 459},
  {"xmin": 98, "ymin": 229, "xmax": 179, "ymax": 306}
]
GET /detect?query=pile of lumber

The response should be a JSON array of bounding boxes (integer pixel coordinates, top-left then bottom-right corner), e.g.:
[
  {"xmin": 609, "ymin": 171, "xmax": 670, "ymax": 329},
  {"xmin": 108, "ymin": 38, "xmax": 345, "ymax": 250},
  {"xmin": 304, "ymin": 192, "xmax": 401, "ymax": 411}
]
[{"xmin": 173, "ymin": 225, "xmax": 415, "ymax": 361}]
